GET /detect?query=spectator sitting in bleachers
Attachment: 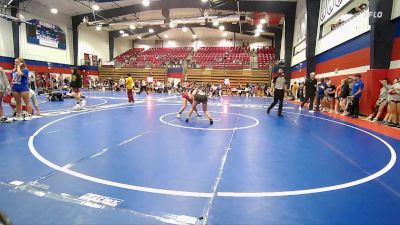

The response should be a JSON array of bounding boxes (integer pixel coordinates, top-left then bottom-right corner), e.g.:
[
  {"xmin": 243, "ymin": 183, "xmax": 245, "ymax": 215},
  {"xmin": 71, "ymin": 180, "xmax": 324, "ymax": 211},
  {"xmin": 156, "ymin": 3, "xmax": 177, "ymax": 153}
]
[{"xmin": 349, "ymin": 3, "xmax": 367, "ymax": 14}]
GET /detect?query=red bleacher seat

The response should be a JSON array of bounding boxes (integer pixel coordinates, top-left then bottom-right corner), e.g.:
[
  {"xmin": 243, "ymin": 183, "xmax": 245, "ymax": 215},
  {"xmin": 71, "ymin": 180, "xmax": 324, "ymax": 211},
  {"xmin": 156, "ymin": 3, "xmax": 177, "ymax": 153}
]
[{"xmin": 113, "ymin": 46, "xmax": 275, "ymax": 69}]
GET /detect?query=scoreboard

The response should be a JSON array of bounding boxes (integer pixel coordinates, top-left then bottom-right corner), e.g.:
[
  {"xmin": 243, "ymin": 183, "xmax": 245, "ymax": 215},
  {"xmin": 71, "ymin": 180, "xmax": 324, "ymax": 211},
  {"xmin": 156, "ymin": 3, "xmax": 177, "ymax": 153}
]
[{"xmin": 26, "ymin": 19, "xmax": 66, "ymax": 50}]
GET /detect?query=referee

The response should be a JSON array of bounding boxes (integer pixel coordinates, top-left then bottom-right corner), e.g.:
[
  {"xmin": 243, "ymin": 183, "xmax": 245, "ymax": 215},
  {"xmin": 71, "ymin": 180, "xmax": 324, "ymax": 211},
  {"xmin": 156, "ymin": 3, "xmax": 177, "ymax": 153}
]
[{"xmin": 267, "ymin": 68, "xmax": 287, "ymax": 117}]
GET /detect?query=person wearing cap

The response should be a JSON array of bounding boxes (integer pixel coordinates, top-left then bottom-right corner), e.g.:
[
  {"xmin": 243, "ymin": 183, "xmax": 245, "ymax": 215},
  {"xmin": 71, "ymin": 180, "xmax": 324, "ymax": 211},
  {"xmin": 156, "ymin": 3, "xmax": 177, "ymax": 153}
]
[
  {"xmin": 267, "ymin": 68, "xmax": 287, "ymax": 117},
  {"xmin": 348, "ymin": 73, "xmax": 364, "ymax": 118}
]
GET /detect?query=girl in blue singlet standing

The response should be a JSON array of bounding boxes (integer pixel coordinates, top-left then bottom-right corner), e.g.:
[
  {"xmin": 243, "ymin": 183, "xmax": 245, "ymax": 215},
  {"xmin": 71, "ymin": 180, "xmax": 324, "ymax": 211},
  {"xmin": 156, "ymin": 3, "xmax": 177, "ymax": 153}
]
[{"xmin": 12, "ymin": 58, "xmax": 32, "ymax": 121}]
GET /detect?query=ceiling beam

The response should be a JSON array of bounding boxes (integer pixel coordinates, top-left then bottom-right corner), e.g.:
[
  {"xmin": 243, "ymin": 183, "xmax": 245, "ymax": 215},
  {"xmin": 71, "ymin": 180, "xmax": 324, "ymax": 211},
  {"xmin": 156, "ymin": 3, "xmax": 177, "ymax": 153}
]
[
  {"xmin": 73, "ymin": 0, "xmax": 296, "ymax": 25},
  {"xmin": 198, "ymin": 8, "xmax": 206, "ymax": 17},
  {"xmin": 133, "ymin": 24, "xmax": 273, "ymax": 41},
  {"xmin": 73, "ymin": 0, "xmax": 198, "ymax": 24},
  {"xmin": 114, "ymin": 21, "xmax": 174, "ymax": 34},
  {"xmin": 110, "ymin": 20, "xmax": 279, "ymax": 37},
  {"xmin": 161, "ymin": 8, "xmax": 170, "ymax": 23},
  {"xmin": 109, "ymin": 13, "xmax": 280, "ymax": 41},
  {"xmin": 189, "ymin": 27, "xmax": 195, "ymax": 35},
  {"xmin": 193, "ymin": 22, "xmax": 279, "ymax": 36},
  {"xmin": 142, "ymin": 27, "xmax": 170, "ymax": 39},
  {"xmin": 189, "ymin": 24, "xmax": 274, "ymax": 40}
]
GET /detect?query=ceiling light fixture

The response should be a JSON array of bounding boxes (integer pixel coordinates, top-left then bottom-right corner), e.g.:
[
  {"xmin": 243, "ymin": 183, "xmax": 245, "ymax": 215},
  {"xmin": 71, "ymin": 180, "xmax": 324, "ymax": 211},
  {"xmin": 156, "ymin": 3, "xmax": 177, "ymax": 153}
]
[
  {"xmin": 142, "ymin": 0, "xmax": 150, "ymax": 7},
  {"xmin": 169, "ymin": 22, "xmax": 176, "ymax": 28},
  {"xmin": 164, "ymin": 34, "xmax": 169, "ymax": 38},
  {"xmin": 17, "ymin": 12, "xmax": 24, "ymax": 21},
  {"xmin": 149, "ymin": 28, "xmax": 154, "ymax": 33},
  {"xmin": 129, "ymin": 24, "xmax": 136, "ymax": 30},
  {"xmin": 260, "ymin": 18, "xmax": 266, "ymax": 24},
  {"xmin": 50, "ymin": 8, "xmax": 58, "ymax": 14},
  {"xmin": 96, "ymin": 25, "xmax": 102, "ymax": 31},
  {"xmin": 119, "ymin": 30, "xmax": 125, "ymax": 34},
  {"xmin": 213, "ymin": 20, "xmax": 219, "ymax": 26},
  {"xmin": 137, "ymin": 35, "xmax": 142, "ymax": 39},
  {"xmin": 92, "ymin": 4, "xmax": 100, "ymax": 11},
  {"xmin": 122, "ymin": 33, "xmax": 128, "ymax": 37},
  {"xmin": 201, "ymin": 0, "xmax": 208, "ymax": 2},
  {"xmin": 219, "ymin": 25, "xmax": 225, "ymax": 31},
  {"xmin": 193, "ymin": 34, "xmax": 197, "ymax": 39},
  {"xmin": 182, "ymin": 26, "xmax": 188, "ymax": 32}
]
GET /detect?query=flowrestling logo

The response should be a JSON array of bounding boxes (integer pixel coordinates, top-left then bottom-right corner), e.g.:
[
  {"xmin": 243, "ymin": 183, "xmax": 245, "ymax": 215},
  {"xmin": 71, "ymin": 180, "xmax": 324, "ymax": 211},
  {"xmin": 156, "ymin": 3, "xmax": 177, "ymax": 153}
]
[{"xmin": 370, "ymin": 11, "xmax": 383, "ymax": 18}]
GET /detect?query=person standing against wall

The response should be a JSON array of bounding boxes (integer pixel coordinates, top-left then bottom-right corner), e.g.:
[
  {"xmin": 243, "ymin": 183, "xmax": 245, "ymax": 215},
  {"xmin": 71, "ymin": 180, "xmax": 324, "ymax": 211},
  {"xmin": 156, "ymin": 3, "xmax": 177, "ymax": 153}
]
[
  {"xmin": 300, "ymin": 72, "xmax": 318, "ymax": 112},
  {"xmin": 347, "ymin": 74, "xmax": 364, "ymax": 118},
  {"xmin": 291, "ymin": 81, "xmax": 299, "ymax": 100},
  {"xmin": 0, "ymin": 67, "xmax": 11, "ymax": 122},
  {"xmin": 29, "ymin": 75, "xmax": 36, "ymax": 91},
  {"xmin": 108, "ymin": 77, "xmax": 113, "ymax": 91},
  {"xmin": 315, "ymin": 78, "xmax": 327, "ymax": 112},
  {"xmin": 298, "ymin": 82, "xmax": 304, "ymax": 102},
  {"xmin": 267, "ymin": 68, "xmax": 287, "ymax": 117},
  {"xmin": 40, "ymin": 75, "xmax": 46, "ymax": 89},
  {"xmin": 324, "ymin": 80, "xmax": 336, "ymax": 113}
]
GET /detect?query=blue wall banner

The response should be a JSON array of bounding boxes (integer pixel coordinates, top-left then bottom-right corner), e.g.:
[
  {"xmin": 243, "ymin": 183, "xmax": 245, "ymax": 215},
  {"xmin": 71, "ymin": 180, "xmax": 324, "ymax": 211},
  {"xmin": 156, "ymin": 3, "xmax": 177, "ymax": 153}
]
[{"xmin": 26, "ymin": 19, "xmax": 66, "ymax": 50}]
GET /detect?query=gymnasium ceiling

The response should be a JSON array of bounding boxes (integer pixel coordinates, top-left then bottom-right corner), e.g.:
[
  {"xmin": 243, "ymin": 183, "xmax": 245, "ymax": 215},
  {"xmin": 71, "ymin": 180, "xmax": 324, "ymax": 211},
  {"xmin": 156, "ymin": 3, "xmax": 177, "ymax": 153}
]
[{"xmin": 12, "ymin": 0, "xmax": 298, "ymax": 41}]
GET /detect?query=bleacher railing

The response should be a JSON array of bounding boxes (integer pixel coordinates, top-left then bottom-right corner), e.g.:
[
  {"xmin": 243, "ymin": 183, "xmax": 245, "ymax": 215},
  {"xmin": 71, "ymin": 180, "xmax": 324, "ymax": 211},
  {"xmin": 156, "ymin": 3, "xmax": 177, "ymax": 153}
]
[
  {"xmin": 81, "ymin": 59, "xmax": 100, "ymax": 66},
  {"xmin": 114, "ymin": 61, "xmax": 271, "ymax": 70},
  {"xmin": 320, "ymin": 6, "xmax": 369, "ymax": 39}
]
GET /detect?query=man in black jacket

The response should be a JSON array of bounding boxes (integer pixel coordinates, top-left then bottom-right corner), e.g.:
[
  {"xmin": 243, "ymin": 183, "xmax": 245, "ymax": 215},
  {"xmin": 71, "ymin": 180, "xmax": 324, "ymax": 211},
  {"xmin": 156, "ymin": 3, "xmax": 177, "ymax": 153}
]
[{"xmin": 300, "ymin": 72, "xmax": 318, "ymax": 112}]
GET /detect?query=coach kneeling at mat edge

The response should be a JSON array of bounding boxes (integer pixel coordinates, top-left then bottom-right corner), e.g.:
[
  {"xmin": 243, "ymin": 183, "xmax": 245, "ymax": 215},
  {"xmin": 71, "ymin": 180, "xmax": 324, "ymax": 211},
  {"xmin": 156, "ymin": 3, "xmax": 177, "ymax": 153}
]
[{"xmin": 267, "ymin": 68, "xmax": 287, "ymax": 117}]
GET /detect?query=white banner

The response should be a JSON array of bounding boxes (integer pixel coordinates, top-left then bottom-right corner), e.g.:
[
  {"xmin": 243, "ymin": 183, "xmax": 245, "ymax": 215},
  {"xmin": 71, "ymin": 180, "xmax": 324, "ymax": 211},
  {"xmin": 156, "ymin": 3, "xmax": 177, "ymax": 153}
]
[
  {"xmin": 392, "ymin": 0, "xmax": 400, "ymax": 19},
  {"xmin": 293, "ymin": 0, "xmax": 307, "ymax": 45},
  {"xmin": 39, "ymin": 38, "xmax": 58, "ymax": 48},
  {"xmin": 102, "ymin": 61, "xmax": 115, "ymax": 66},
  {"xmin": 319, "ymin": 0, "xmax": 352, "ymax": 24}
]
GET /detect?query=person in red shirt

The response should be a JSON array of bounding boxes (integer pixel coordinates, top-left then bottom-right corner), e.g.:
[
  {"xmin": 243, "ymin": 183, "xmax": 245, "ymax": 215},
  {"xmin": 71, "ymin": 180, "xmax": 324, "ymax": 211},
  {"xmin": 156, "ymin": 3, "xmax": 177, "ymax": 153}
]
[{"xmin": 176, "ymin": 87, "xmax": 201, "ymax": 118}]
